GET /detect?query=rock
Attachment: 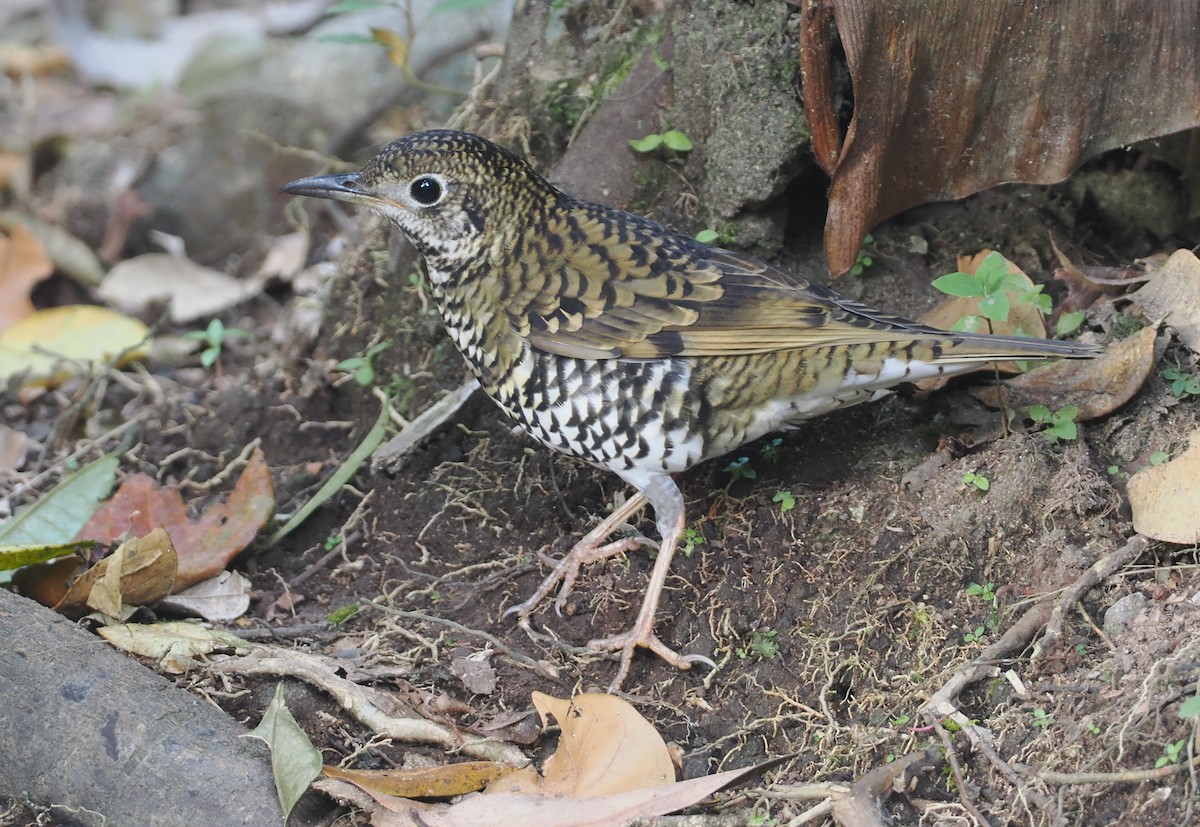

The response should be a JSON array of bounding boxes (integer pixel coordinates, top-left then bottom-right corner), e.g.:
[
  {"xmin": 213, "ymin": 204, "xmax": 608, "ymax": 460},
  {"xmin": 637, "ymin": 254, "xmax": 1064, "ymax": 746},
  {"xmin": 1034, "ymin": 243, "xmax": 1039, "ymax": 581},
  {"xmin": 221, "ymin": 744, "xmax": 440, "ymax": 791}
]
[{"xmin": 1103, "ymin": 591, "xmax": 1149, "ymax": 640}]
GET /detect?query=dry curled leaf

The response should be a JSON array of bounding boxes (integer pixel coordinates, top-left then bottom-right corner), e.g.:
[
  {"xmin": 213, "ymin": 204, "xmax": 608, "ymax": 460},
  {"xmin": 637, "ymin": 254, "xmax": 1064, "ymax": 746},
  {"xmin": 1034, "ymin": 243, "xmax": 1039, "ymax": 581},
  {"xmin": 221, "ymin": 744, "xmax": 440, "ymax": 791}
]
[
  {"xmin": 323, "ymin": 762, "xmax": 516, "ymax": 799},
  {"xmin": 74, "ymin": 445, "xmax": 274, "ymax": 590},
  {"xmin": 54, "ymin": 527, "xmax": 177, "ymax": 619},
  {"xmin": 1128, "ymin": 429, "xmax": 1200, "ymax": 544},
  {"xmin": 969, "ymin": 324, "xmax": 1155, "ymax": 420}
]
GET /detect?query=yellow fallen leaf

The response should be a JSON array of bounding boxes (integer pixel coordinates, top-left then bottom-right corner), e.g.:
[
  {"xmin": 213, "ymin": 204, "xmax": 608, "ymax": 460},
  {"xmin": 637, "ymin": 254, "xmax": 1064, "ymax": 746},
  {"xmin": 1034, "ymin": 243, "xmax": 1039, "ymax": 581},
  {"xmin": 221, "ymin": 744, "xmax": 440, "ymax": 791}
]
[
  {"xmin": 0, "ymin": 223, "xmax": 53, "ymax": 329},
  {"xmin": 488, "ymin": 692, "xmax": 675, "ymax": 798},
  {"xmin": 1128, "ymin": 428, "xmax": 1200, "ymax": 544},
  {"xmin": 0, "ymin": 304, "xmax": 149, "ymax": 385},
  {"xmin": 323, "ymin": 762, "xmax": 516, "ymax": 799}
]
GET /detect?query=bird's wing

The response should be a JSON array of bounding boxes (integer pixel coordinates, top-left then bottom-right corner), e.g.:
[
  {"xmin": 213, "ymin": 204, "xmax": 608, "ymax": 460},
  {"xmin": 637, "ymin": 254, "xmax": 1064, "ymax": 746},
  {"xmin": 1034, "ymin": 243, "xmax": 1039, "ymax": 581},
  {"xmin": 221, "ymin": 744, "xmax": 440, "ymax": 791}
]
[{"xmin": 519, "ymin": 208, "xmax": 938, "ymax": 360}]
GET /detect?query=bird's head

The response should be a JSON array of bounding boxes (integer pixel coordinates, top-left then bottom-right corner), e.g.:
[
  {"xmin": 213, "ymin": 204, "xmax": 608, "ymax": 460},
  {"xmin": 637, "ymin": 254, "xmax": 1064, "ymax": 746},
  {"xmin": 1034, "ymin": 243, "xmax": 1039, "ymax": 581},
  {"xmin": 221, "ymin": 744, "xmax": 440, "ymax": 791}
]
[{"xmin": 281, "ymin": 130, "xmax": 553, "ymax": 276}]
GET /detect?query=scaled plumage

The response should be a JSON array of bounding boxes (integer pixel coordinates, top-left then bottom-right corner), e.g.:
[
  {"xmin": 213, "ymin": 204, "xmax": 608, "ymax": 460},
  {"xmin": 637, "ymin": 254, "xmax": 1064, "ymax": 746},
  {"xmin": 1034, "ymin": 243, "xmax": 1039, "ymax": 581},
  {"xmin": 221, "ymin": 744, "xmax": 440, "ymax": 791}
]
[{"xmin": 283, "ymin": 130, "xmax": 1100, "ymax": 689}]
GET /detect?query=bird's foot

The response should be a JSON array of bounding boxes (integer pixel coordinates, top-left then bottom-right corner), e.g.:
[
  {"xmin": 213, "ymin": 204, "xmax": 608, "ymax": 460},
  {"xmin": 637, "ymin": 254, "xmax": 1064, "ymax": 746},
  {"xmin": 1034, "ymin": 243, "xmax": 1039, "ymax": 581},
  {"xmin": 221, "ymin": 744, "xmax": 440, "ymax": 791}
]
[
  {"xmin": 590, "ymin": 623, "xmax": 716, "ymax": 692},
  {"xmin": 502, "ymin": 533, "xmax": 650, "ymax": 621},
  {"xmin": 503, "ymin": 489, "xmax": 652, "ymax": 621}
]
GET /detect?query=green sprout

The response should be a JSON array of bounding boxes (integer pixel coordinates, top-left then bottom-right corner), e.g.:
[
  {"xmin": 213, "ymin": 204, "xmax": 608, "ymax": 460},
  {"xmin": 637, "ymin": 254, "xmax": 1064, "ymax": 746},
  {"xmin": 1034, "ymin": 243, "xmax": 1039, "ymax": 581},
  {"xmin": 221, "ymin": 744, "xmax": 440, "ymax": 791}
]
[
  {"xmin": 961, "ymin": 471, "xmax": 990, "ymax": 492},
  {"xmin": 1027, "ymin": 404, "xmax": 1079, "ymax": 443},
  {"xmin": 931, "ymin": 251, "xmax": 1050, "ymax": 332},
  {"xmin": 850, "ymin": 234, "xmax": 875, "ymax": 276},
  {"xmin": 1162, "ymin": 365, "xmax": 1200, "ymax": 398},
  {"xmin": 629, "ymin": 129, "xmax": 694, "ymax": 155},
  {"xmin": 1030, "ymin": 707, "xmax": 1054, "ymax": 728},
  {"xmin": 772, "ymin": 490, "xmax": 796, "ymax": 514},
  {"xmin": 681, "ymin": 526, "xmax": 706, "ymax": 557},
  {"xmin": 186, "ymin": 318, "xmax": 250, "ymax": 369},
  {"xmin": 1156, "ymin": 739, "xmax": 1186, "ymax": 768},
  {"xmin": 738, "ymin": 628, "xmax": 779, "ymax": 659},
  {"xmin": 1150, "ymin": 450, "xmax": 1170, "ymax": 466},
  {"xmin": 695, "ymin": 229, "xmax": 719, "ymax": 245},
  {"xmin": 724, "ymin": 456, "xmax": 757, "ymax": 483},
  {"xmin": 337, "ymin": 342, "xmax": 391, "ymax": 386}
]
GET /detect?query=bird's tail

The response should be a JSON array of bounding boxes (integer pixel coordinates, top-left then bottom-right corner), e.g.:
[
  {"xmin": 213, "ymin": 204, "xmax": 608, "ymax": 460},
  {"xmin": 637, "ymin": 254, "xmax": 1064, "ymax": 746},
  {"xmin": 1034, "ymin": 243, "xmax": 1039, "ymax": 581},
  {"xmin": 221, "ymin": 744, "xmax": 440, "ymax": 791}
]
[{"xmin": 933, "ymin": 331, "xmax": 1101, "ymax": 364}]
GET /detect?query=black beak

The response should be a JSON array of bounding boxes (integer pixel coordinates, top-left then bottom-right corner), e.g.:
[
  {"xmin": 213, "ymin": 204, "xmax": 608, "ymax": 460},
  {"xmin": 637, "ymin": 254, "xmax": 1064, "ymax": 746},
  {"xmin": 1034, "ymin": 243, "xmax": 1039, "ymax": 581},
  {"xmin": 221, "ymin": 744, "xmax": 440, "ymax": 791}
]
[{"xmin": 279, "ymin": 173, "xmax": 372, "ymax": 203}]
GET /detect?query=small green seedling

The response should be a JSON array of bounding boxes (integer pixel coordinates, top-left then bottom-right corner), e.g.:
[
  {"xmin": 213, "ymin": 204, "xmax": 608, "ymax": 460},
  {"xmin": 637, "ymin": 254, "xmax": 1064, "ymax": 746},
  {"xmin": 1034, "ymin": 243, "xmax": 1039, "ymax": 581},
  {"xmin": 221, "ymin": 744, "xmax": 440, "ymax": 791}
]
[
  {"xmin": 1150, "ymin": 450, "xmax": 1170, "ymax": 466},
  {"xmin": 1086, "ymin": 722, "xmax": 1102, "ymax": 735},
  {"xmin": 932, "ymin": 251, "xmax": 1050, "ymax": 331},
  {"xmin": 1179, "ymin": 693, "xmax": 1200, "ymax": 719},
  {"xmin": 695, "ymin": 229, "xmax": 719, "ymax": 245},
  {"xmin": 629, "ymin": 129, "xmax": 693, "ymax": 155},
  {"xmin": 772, "ymin": 490, "xmax": 796, "ymax": 514},
  {"xmin": 888, "ymin": 714, "xmax": 911, "ymax": 728},
  {"xmin": 1156, "ymin": 739, "xmax": 1186, "ymax": 768},
  {"xmin": 681, "ymin": 526, "xmax": 706, "ymax": 557},
  {"xmin": 744, "ymin": 628, "xmax": 779, "ymax": 659},
  {"xmin": 1030, "ymin": 707, "xmax": 1054, "ymax": 728},
  {"xmin": 965, "ymin": 581, "xmax": 996, "ymax": 603},
  {"xmin": 326, "ymin": 603, "xmax": 359, "ymax": 625},
  {"xmin": 725, "ymin": 456, "xmax": 757, "ymax": 482},
  {"xmin": 337, "ymin": 342, "xmax": 391, "ymax": 386},
  {"xmin": 324, "ymin": 533, "xmax": 344, "ymax": 551},
  {"xmin": 962, "ymin": 471, "xmax": 990, "ymax": 492},
  {"xmin": 1027, "ymin": 404, "xmax": 1079, "ymax": 443},
  {"xmin": 850, "ymin": 234, "xmax": 875, "ymax": 276},
  {"xmin": 1107, "ymin": 465, "xmax": 1129, "ymax": 480},
  {"xmin": 963, "ymin": 625, "xmax": 986, "ymax": 644},
  {"xmin": 1056, "ymin": 310, "xmax": 1087, "ymax": 336},
  {"xmin": 186, "ymin": 318, "xmax": 250, "ymax": 369},
  {"xmin": 1162, "ymin": 366, "xmax": 1200, "ymax": 398},
  {"xmin": 760, "ymin": 437, "xmax": 783, "ymax": 463}
]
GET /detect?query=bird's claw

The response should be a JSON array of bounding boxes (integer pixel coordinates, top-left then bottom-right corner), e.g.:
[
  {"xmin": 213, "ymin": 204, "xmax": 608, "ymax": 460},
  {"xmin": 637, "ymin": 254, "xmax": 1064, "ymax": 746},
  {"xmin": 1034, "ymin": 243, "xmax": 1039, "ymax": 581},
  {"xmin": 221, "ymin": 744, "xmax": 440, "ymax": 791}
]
[{"xmin": 589, "ymin": 628, "xmax": 715, "ymax": 692}]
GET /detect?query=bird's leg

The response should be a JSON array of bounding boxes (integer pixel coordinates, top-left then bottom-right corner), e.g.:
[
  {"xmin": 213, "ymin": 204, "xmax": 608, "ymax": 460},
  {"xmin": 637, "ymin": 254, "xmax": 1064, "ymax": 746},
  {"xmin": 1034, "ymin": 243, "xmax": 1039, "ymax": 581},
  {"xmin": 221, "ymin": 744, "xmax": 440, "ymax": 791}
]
[
  {"xmin": 503, "ymin": 490, "xmax": 650, "ymax": 620},
  {"xmin": 587, "ymin": 475, "xmax": 715, "ymax": 691}
]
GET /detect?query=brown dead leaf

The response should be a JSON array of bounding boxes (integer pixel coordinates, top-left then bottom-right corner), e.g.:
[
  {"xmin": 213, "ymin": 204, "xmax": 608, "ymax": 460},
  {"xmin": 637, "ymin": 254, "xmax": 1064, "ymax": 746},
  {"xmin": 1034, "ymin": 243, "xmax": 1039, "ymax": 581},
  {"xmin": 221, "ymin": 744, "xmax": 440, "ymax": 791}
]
[
  {"xmin": 0, "ymin": 223, "xmax": 54, "ymax": 329},
  {"xmin": 55, "ymin": 527, "xmax": 177, "ymax": 619},
  {"xmin": 369, "ymin": 759, "xmax": 782, "ymax": 827},
  {"xmin": 1128, "ymin": 428, "xmax": 1200, "ymax": 544},
  {"xmin": 0, "ymin": 150, "xmax": 26, "ymax": 192},
  {"xmin": 804, "ymin": 2, "xmax": 1200, "ymax": 273},
  {"xmin": 1130, "ymin": 249, "xmax": 1200, "ymax": 355},
  {"xmin": 969, "ymin": 324, "xmax": 1155, "ymax": 420},
  {"xmin": 11, "ymin": 554, "xmax": 83, "ymax": 608},
  {"xmin": 323, "ymin": 762, "xmax": 516, "ymax": 799},
  {"xmin": 488, "ymin": 692, "xmax": 675, "ymax": 798},
  {"xmin": 74, "ymin": 445, "xmax": 274, "ymax": 590},
  {"xmin": 0, "ymin": 424, "xmax": 33, "ymax": 470}
]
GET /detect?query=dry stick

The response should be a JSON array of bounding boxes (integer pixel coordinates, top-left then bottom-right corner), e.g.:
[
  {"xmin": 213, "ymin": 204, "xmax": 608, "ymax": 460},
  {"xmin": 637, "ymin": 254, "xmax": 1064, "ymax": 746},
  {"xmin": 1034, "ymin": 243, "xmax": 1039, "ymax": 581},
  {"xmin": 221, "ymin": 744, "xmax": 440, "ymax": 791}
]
[
  {"xmin": 215, "ymin": 648, "xmax": 527, "ymax": 766},
  {"xmin": 830, "ymin": 747, "xmax": 939, "ymax": 827},
  {"xmin": 1032, "ymin": 534, "xmax": 1150, "ymax": 659},
  {"xmin": 370, "ymin": 604, "xmax": 563, "ymax": 683},
  {"xmin": 930, "ymin": 718, "xmax": 992, "ymax": 827},
  {"xmin": 1019, "ymin": 753, "xmax": 1200, "ymax": 785}
]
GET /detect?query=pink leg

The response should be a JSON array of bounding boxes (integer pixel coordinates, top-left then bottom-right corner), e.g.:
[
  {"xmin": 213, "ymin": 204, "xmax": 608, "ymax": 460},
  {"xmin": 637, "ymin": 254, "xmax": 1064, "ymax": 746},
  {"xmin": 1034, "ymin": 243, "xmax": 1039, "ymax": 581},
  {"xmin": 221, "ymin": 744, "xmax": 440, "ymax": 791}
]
[{"xmin": 503, "ymin": 491, "xmax": 650, "ymax": 620}]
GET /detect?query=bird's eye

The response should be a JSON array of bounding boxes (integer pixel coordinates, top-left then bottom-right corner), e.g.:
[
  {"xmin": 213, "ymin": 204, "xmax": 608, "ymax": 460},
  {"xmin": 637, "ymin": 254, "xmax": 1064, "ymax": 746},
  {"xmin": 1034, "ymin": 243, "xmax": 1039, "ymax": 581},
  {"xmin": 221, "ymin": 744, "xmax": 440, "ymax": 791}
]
[{"xmin": 409, "ymin": 176, "xmax": 443, "ymax": 206}]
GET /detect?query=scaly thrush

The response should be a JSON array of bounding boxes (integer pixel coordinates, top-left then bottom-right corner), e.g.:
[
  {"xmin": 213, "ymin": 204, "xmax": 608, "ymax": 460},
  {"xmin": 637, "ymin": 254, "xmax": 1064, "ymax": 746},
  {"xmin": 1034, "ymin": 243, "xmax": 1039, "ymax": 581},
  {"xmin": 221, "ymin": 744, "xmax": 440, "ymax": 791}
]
[{"xmin": 283, "ymin": 130, "xmax": 1099, "ymax": 689}]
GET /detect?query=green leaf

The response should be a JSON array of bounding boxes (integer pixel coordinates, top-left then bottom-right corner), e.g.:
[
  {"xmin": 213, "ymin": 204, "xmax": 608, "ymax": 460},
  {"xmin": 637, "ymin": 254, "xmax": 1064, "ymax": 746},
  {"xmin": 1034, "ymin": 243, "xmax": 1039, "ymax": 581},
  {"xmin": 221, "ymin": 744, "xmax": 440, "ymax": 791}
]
[
  {"xmin": 695, "ymin": 229, "xmax": 718, "ymax": 245},
  {"xmin": 0, "ymin": 541, "xmax": 95, "ymax": 573},
  {"xmin": 931, "ymin": 272, "xmax": 985, "ymax": 298},
  {"xmin": 661, "ymin": 129, "xmax": 693, "ymax": 152},
  {"xmin": 978, "ymin": 291, "xmax": 1010, "ymax": 322},
  {"xmin": 0, "ymin": 454, "xmax": 118, "ymax": 546},
  {"xmin": 430, "ymin": 0, "xmax": 501, "ymax": 14},
  {"xmin": 244, "ymin": 684, "xmax": 322, "ymax": 821},
  {"xmin": 327, "ymin": 0, "xmax": 388, "ymax": 12},
  {"xmin": 950, "ymin": 314, "xmax": 983, "ymax": 333},
  {"xmin": 263, "ymin": 392, "xmax": 392, "ymax": 547},
  {"xmin": 1179, "ymin": 694, "xmax": 1200, "ymax": 718},
  {"xmin": 628, "ymin": 134, "xmax": 663, "ymax": 153},
  {"xmin": 1028, "ymin": 404, "xmax": 1050, "ymax": 422},
  {"xmin": 1056, "ymin": 310, "xmax": 1086, "ymax": 336}
]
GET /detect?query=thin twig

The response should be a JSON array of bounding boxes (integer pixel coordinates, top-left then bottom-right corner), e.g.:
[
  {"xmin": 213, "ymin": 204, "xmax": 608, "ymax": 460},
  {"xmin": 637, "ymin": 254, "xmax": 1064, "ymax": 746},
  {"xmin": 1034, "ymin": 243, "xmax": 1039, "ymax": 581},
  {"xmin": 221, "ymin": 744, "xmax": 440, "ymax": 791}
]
[{"xmin": 930, "ymin": 717, "xmax": 991, "ymax": 826}]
